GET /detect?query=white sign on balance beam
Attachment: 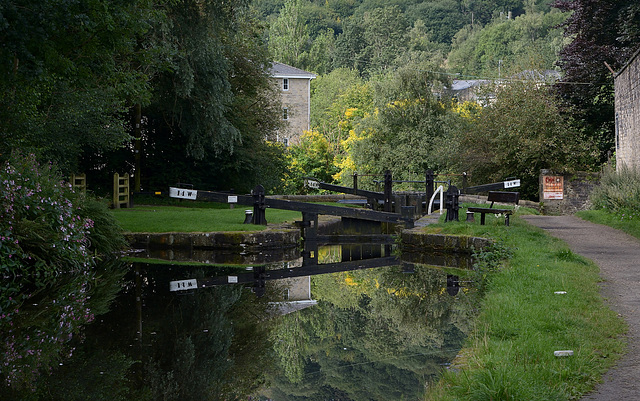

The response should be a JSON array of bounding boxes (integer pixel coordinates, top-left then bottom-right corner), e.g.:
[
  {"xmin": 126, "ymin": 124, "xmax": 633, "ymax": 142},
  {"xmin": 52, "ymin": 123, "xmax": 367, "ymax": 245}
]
[
  {"xmin": 169, "ymin": 187, "xmax": 198, "ymax": 200},
  {"xmin": 504, "ymin": 179, "xmax": 521, "ymax": 189},
  {"xmin": 170, "ymin": 279, "xmax": 198, "ymax": 291}
]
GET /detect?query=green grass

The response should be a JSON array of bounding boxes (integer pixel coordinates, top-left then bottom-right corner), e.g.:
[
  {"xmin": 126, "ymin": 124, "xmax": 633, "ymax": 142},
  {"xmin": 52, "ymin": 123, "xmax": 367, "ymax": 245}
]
[
  {"xmin": 111, "ymin": 205, "xmax": 301, "ymax": 232},
  {"xmin": 577, "ymin": 209, "xmax": 640, "ymax": 240},
  {"xmin": 425, "ymin": 212, "xmax": 626, "ymax": 401}
]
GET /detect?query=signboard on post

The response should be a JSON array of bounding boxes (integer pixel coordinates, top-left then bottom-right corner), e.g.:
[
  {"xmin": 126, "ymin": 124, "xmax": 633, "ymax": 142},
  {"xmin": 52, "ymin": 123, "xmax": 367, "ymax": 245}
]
[{"xmin": 543, "ymin": 176, "xmax": 564, "ymax": 200}]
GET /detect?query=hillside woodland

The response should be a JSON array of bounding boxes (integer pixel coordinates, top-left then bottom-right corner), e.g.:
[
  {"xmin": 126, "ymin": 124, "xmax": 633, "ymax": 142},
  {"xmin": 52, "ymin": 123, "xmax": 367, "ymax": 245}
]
[
  {"xmin": 263, "ymin": 0, "xmax": 640, "ymax": 198},
  {"xmin": 1, "ymin": 0, "xmax": 638, "ymax": 198}
]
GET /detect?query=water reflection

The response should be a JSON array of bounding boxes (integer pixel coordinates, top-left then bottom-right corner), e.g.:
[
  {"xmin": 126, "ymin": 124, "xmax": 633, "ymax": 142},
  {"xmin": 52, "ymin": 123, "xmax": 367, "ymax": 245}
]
[{"xmin": 1, "ymin": 243, "xmax": 480, "ymax": 400}]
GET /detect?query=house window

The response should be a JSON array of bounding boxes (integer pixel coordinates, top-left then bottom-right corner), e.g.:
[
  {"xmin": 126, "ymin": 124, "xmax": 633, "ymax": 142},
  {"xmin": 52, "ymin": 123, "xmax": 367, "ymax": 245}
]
[
  {"xmin": 283, "ymin": 107, "xmax": 288, "ymax": 120},
  {"xmin": 283, "ymin": 78, "xmax": 289, "ymax": 91},
  {"xmin": 283, "ymin": 137, "xmax": 289, "ymax": 147}
]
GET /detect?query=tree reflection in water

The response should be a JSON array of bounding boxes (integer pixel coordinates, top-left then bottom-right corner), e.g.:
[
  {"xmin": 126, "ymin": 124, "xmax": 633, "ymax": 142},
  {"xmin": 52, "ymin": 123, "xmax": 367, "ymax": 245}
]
[
  {"xmin": 1, "ymin": 255, "xmax": 478, "ymax": 400},
  {"xmin": 265, "ymin": 264, "xmax": 479, "ymax": 400},
  {"xmin": 0, "ymin": 259, "xmax": 128, "ymax": 399}
]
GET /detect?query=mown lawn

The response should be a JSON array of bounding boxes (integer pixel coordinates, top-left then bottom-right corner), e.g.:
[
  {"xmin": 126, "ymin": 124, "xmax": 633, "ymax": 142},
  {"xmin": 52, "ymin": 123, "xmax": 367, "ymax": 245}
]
[
  {"xmin": 426, "ymin": 207, "xmax": 626, "ymax": 400},
  {"xmin": 110, "ymin": 205, "xmax": 301, "ymax": 232}
]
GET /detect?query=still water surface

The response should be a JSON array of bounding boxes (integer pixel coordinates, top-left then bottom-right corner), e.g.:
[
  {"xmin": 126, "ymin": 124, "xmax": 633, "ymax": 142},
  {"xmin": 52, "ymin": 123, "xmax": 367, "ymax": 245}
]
[{"xmin": 2, "ymin": 243, "xmax": 480, "ymax": 400}]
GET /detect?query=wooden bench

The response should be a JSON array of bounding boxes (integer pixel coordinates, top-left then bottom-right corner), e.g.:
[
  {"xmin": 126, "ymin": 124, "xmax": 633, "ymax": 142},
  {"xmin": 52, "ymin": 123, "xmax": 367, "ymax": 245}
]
[{"xmin": 467, "ymin": 191, "xmax": 519, "ymax": 226}]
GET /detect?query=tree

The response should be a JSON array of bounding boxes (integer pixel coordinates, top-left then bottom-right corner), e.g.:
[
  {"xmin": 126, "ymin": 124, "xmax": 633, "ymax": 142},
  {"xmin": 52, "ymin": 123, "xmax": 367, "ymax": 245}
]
[
  {"xmin": 553, "ymin": 0, "xmax": 640, "ymax": 161},
  {"xmin": 346, "ymin": 62, "xmax": 453, "ymax": 183},
  {"xmin": 268, "ymin": 0, "xmax": 311, "ymax": 68},
  {"xmin": 447, "ymin": 10, "xmax": 567, "ymax": 77},
  {"xmin": 0, "ymin": 0, "xmax": 158, "ymax": 173},
  {"xmin": 405, "ymin": 0, "xmax": 467, "ymax": 45},
  {"xmin": 333, "ymin": 6, "xmax": 409, "ymax": 77},
  {"xmin": 333, "ymin": 17, "xmax": 368, "ymax": 74},
  {"xmin": 285, "ymin": 130, "xmax": 340, "ymax": 193},
  {"xmin": 361, "ymin": 6, "xmax": 409, "ymax": 74},
  {"xmin": 452, "ymin": 82, "xmax": 597, "ymax": 199},
  {"xmin": 91, "ymin": 0, "xmax": 287, "ymax": 194}
]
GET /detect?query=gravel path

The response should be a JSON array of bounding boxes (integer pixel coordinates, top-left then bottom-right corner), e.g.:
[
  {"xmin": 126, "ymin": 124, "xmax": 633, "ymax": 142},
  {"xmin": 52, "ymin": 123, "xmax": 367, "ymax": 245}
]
[{"xmin": 522, "ymin": 215, "xmax": 640, "ymax": 400}]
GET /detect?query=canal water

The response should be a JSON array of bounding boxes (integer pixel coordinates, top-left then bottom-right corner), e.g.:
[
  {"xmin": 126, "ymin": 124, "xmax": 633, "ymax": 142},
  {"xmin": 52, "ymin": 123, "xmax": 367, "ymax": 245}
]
[{"xmin": 1, "ymin": 242, "xmax": 481, "ymax": 400}]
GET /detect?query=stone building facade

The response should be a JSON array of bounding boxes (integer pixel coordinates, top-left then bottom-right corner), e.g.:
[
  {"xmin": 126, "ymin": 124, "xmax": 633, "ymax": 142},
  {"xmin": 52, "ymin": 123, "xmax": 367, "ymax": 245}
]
[
  {"xmin": 615, "ymin": 48, "xmax": 640, "ymax": 170},
  {"xmin": 269, "ymin": 62, "xmax": 316, "ymax": 146}
]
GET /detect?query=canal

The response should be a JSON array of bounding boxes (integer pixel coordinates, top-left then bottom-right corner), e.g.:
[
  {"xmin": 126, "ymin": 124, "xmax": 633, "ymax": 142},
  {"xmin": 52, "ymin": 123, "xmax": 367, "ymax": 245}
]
[{"xmin": 2, "ymin": 238, "xmax": 482, "ymax": 400}]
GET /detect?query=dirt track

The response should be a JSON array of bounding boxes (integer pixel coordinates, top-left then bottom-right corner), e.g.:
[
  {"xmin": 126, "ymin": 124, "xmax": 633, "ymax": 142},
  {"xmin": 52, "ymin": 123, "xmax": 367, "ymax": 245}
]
[{"xmin": 522, "ymin": 215, "xmax": 640, "ymax": 400}]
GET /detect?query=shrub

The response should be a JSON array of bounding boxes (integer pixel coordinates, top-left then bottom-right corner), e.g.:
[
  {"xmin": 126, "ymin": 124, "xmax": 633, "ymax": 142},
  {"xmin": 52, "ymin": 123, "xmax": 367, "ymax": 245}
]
[
  {"xmin": 591, "ymin": 164, "xmax": 640, "ymax": 213},
  {"xmin": 0, "ymin": 153, "xmax": 125, "ymax": 391}
]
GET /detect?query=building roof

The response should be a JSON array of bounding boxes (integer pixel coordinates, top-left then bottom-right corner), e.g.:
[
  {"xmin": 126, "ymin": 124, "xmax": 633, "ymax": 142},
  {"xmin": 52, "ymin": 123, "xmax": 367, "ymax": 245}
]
[
  {"xmin": 269, "ymin": 62, "xmax": 316, "ymax": 79},
  {"xmin": 450, "ymin": 79, "xmax": 491, "ymax": 91}
]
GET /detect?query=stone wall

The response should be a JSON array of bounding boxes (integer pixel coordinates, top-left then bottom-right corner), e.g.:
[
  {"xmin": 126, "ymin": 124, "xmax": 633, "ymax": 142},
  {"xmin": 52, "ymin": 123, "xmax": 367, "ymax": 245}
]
[
  {"xmin": 615, "ymin": 48, "xmax": 640, "ymax": 170},
  {"xmin": 539, "ymin": 170, "xmax": 600, "ymax": 215}
]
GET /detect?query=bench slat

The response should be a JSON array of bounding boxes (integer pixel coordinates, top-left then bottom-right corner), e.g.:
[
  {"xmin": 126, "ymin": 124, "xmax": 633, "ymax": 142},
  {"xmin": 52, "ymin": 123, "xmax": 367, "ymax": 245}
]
[{"xmin": 467, "ymin": 207, "xmax": 513, "ymax": 214}]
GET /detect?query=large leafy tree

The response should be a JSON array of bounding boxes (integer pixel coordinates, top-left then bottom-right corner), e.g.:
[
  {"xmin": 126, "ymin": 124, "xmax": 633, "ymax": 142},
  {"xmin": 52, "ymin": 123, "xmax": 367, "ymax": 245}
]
[
  {"xmin": 268, "ymin": 0, "xmax": 310, "ymax": 68},
  {"xmin": 78, "ymin": 0, "xmax": 287, "ymax": 194},
  {"xmin": 334, "ymin": 6, "xmax": 408, "ymax": 77},
  {"xmin": 553, "ymin": 0, "xmax": 640, "ymax": 160},
  {"xmin": 0, "ymin": 0, "xmax": 158, "ymax": 173},
  {"xmin": 347, "ymin": 61, "xmax": 453, "ymax": 184}
]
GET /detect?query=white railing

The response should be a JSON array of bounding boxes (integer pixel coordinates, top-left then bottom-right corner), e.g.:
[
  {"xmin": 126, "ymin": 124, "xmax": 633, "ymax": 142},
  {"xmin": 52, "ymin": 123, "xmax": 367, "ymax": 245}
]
[{"xmin": 428, "ymin": 185, "xmax": 444, "ymax": 215}]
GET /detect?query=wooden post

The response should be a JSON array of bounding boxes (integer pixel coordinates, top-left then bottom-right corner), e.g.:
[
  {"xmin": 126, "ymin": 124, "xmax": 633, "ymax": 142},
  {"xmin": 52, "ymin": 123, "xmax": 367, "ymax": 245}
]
[
  {"xmin": 426, "ymin": 170, "xmax": 434, "ymax": 204},
  {"xmin": 251, "ymin": 184, "xmax": 267, "ymax": 225},
  {"xmin": 384, "ymin": 170, "xmax": 392, "ymax": 213},
  {"xmin": 302, "ymin": 212, "xmax": 318, "ymax": 241},
  {"xmin": 353, "ymin": 172, "xmax": 358, "ymax": 192}
]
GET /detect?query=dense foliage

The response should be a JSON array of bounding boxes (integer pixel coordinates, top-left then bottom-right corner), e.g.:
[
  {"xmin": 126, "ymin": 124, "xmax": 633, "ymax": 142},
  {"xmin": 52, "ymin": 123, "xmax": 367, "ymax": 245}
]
[
  {"xmin": 1, "ymin": 0, "xmax": 286, "ymax": 194},
  {"xmin": 0, "ymin": 153, "xmax": 125, "ymax": 393},
  {"xmin": 452, "ymin": 82, "xmax": 597, "ymax": 199},
  {"xmin": 591, "ymin": 165, "xmax": 640, "ymax": 215},
  {"xmin": 0, "ymin": 0, "xmax": 157, "ymax": 173},
  {"xmin": 553, "ymin": 0, "xmax": 640, "ymax": 160}
]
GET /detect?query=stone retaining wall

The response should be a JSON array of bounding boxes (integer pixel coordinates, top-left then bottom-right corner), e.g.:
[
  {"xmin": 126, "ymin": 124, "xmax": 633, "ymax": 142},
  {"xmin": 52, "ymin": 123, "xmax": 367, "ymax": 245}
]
[
  {"xmin": 126, "ymin": 229, "xmax": 300, "ymax": 251},
  {"xmin": 401, "ymin": 229, "xmax": 492, "ymax": 254}
]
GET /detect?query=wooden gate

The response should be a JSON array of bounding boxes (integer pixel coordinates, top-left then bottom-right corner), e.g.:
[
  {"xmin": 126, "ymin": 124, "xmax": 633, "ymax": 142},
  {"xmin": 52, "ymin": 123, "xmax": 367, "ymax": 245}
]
[{"xmin": 113, "ymin": 173, "xmax": 130, "ymax": 208}]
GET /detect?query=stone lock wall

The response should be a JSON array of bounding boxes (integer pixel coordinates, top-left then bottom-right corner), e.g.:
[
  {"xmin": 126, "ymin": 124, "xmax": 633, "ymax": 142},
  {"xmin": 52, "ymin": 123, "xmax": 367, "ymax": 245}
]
[{"xmin": 539, "ymin": 170, "xmax": 600, "ymax": 215}]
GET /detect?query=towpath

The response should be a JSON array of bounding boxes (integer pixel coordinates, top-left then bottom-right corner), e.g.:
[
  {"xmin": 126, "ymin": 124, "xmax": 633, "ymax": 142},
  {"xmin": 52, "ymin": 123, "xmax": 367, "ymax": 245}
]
[{"xmin": 522, "ymin": 215, "xmax": 640, "ymax": 401}]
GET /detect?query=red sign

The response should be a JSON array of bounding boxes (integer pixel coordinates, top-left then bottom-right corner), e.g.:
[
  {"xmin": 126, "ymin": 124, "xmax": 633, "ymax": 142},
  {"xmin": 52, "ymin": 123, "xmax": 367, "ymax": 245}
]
[{"xmin": 543, "ymin": 176, "xmax": 563, "ymax": 200}]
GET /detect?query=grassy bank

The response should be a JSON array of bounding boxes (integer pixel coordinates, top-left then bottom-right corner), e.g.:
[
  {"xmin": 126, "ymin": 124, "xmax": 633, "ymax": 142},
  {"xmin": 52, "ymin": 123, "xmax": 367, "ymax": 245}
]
[
  {"xmin": 426, "ymin": 209, "xmax": 626, "ymax": 400},
  {"xmin": 111, "ymin": 205, "xmax": 301, "ymax": 232},
  {"xmin": 577, "ymin": 209, "xmax": 640, "ymax": 240}
]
